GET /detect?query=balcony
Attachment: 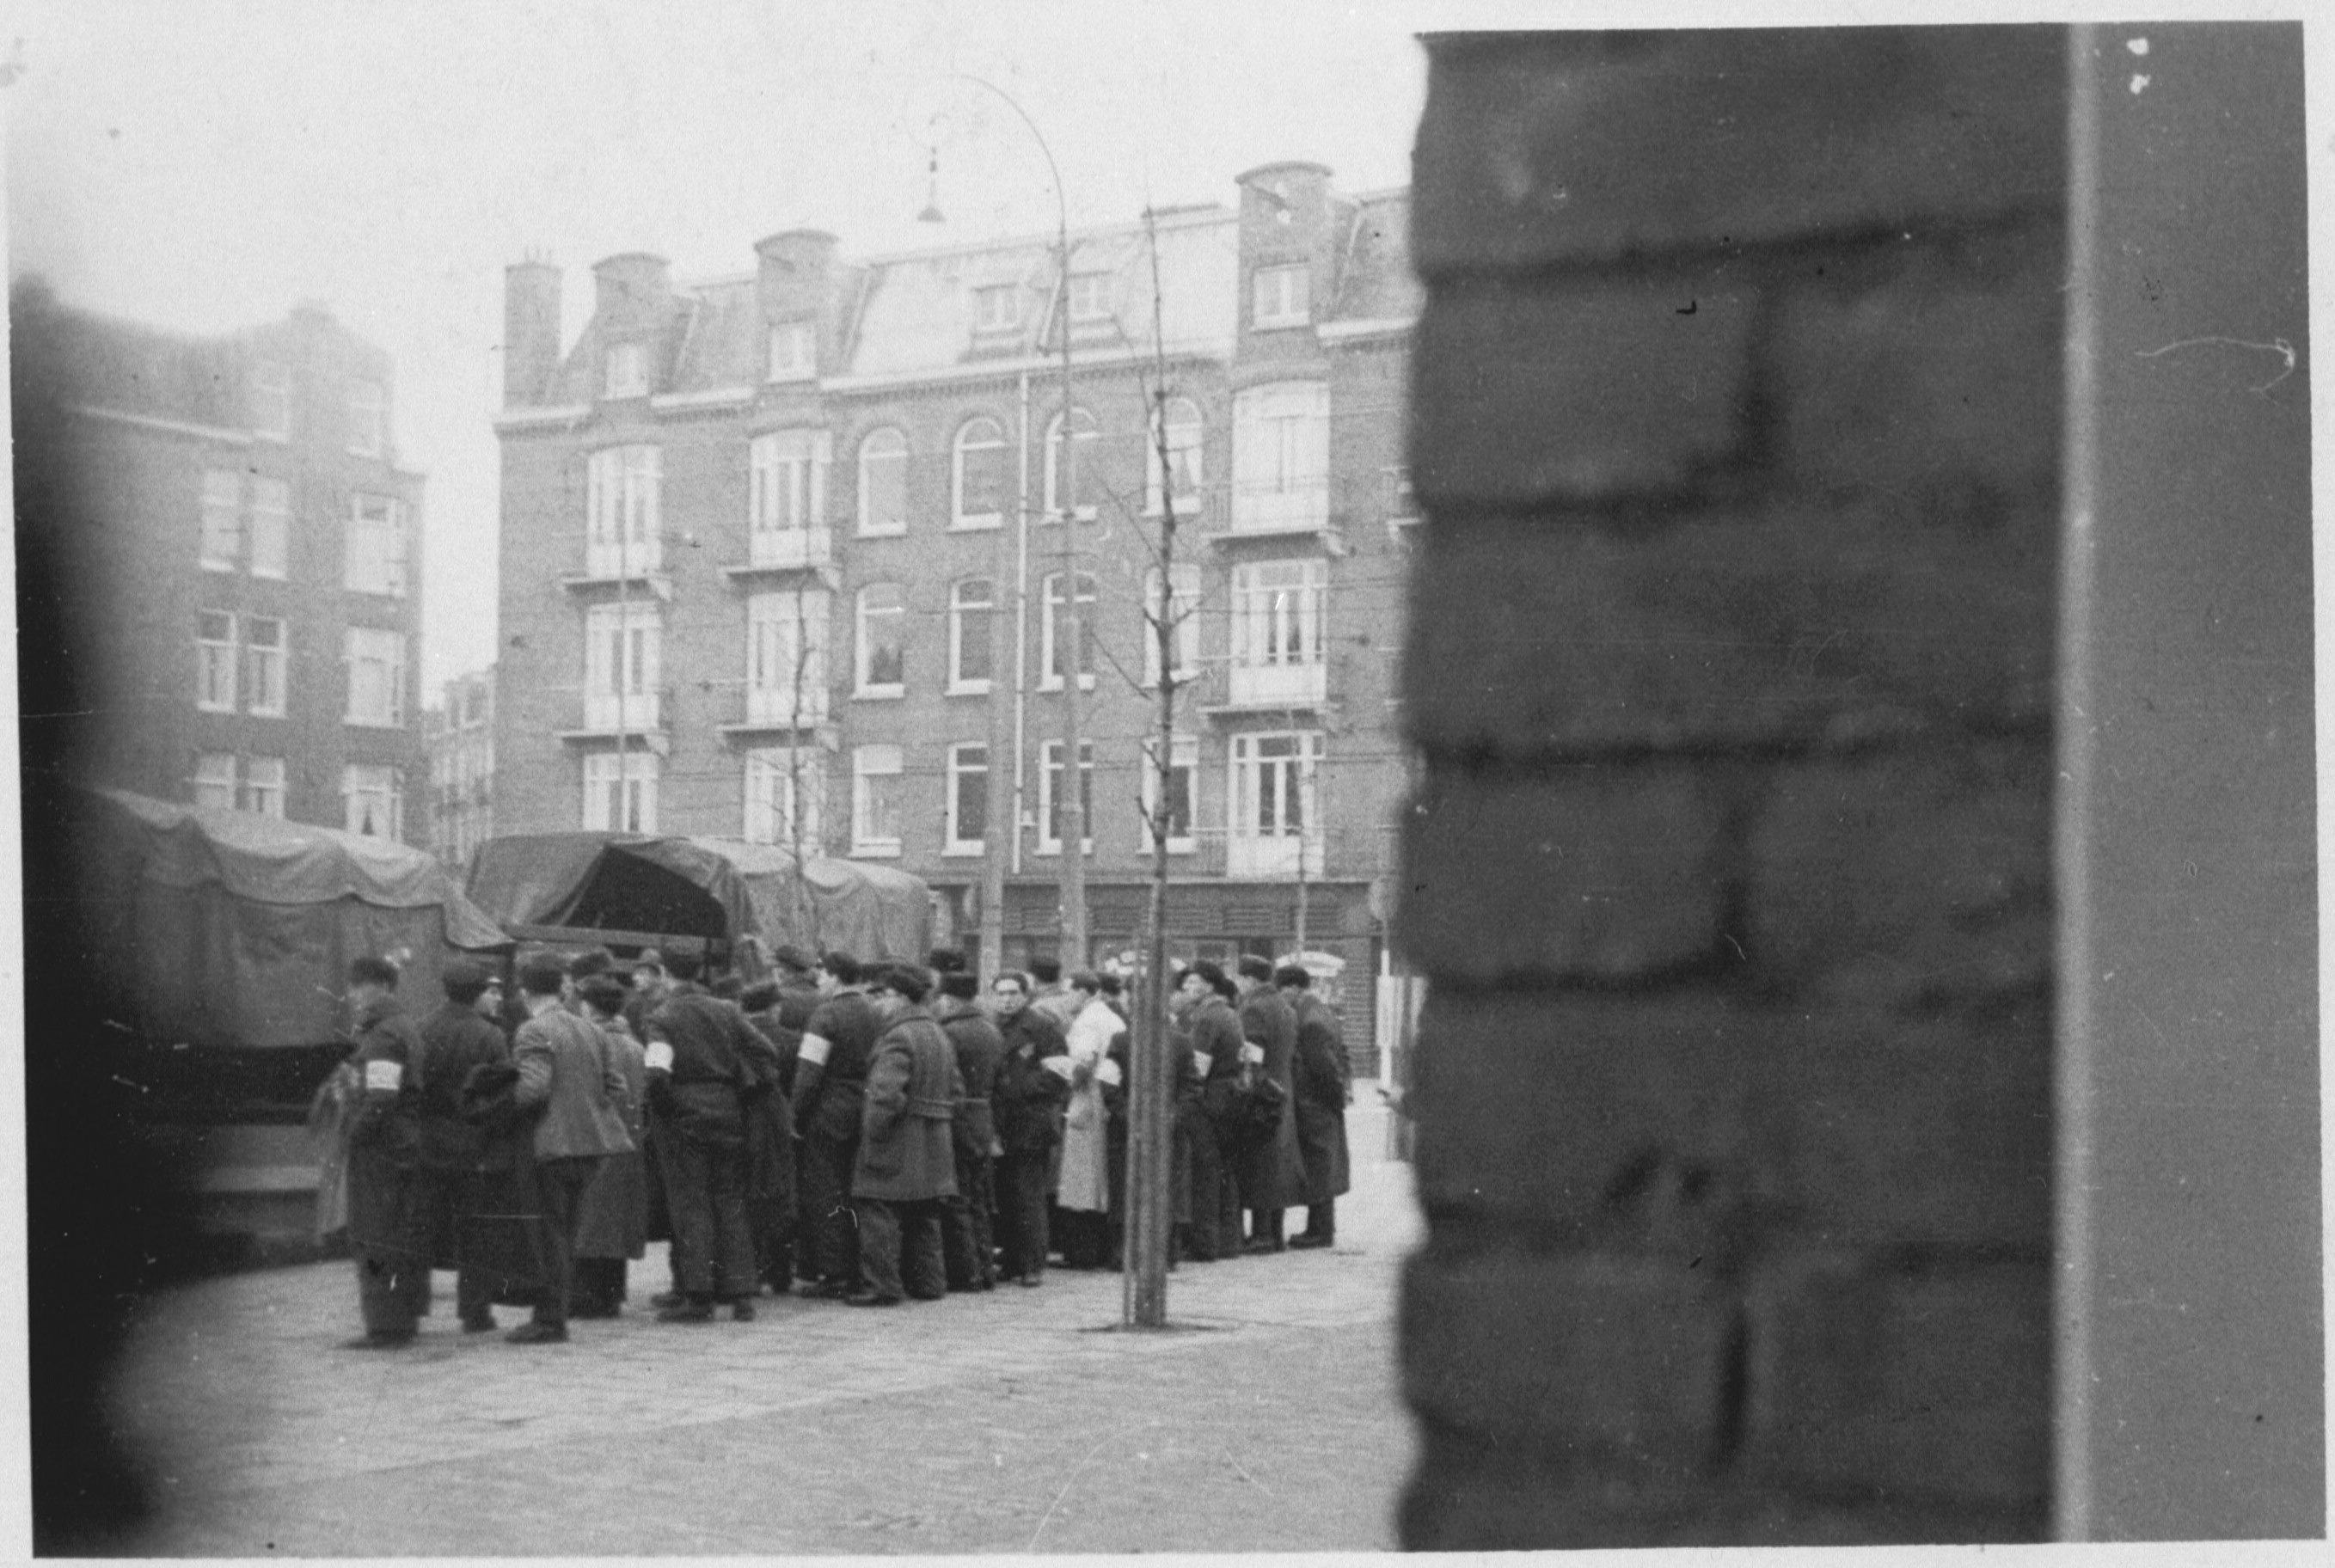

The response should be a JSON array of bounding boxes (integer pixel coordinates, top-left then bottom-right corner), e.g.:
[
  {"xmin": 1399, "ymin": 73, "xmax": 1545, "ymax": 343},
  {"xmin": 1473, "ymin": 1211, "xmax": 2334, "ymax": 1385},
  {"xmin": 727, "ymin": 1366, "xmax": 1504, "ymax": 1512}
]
[
  {"xmin": 718, "ymin": 684, "xmax": 832, "ymax": 739},
  {"xmin": 557, "ymin": 690, "xmax": 668, "ymax": 753},
  {"xmin": 561, "ymin": 537, "xmax": 671, "ymax": 598},
  {"xmin": 1217, "ymin": 478, "xmax": 1342, "ymax": 549},
  {"xmin": 722, "ymin": 526, "xmax": 838, "ymax": 585},
  {"xmin": 1226, "ymin": 831, "xmax": 1325, "ymax": 880},
  {"xmin": 1199, "ymin": 659, "xmax": 1329, "ymax": 717}
]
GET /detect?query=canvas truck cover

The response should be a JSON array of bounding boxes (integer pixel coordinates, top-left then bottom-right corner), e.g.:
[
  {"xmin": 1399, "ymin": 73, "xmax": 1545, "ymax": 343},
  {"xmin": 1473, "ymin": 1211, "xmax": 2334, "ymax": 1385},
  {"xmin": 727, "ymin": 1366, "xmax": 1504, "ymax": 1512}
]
[
  {"xmin": 465, "ymin": 833, "xmax": 933, "ymax": 960},
  {"xmin": 63, "ymin": 787, "xmax": 512, "ymax": 1049}
]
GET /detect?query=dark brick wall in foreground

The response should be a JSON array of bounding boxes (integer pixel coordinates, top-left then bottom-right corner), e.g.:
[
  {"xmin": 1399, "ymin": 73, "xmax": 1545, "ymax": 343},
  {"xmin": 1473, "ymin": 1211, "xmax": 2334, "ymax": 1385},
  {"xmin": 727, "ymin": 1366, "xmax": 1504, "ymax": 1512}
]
[{"xmin": 1394, "ymin": 29, "xmax": 2065, "ymax": 1547}]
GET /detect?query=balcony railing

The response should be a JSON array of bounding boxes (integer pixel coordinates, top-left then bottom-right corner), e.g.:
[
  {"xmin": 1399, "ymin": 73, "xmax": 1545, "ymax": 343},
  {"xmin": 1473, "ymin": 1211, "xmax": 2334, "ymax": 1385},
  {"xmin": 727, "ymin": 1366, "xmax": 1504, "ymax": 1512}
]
[
  {"xmin": 581, "ymin": 690, "xmax": 661, "ymax": 732},
  {"xmin": 1229, "ymin": 477, "xmax": 1329, "ymax": 536},
  {"xmin": 741, "ymin": 683, "xmax": 829, "ymax": 729},
  {"xmin": 748, "ymin": 526, "xmax": 832, "ymax": 570},
  {"xmin": 1227, "ymin": 661, "xmax": 1327, "ymax": 709},
  {"xmin": 585, "ymin": 535, "xmax": 663, "ymax": 578},
  {"xmin": 1225, "ymin": 830, "xmax": 1325, "ymax": 879}
]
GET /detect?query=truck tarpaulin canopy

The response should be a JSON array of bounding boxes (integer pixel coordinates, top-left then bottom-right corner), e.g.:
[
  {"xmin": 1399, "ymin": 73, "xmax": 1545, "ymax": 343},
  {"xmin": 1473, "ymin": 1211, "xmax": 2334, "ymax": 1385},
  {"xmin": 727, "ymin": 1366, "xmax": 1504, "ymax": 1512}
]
[
  {"xmin": 465, "ymin": 834, "xmax": 933, "ymax": 961},
  {"xmin": 64, "ymin": 787, "xmax": 512, "ymax": 1049}
]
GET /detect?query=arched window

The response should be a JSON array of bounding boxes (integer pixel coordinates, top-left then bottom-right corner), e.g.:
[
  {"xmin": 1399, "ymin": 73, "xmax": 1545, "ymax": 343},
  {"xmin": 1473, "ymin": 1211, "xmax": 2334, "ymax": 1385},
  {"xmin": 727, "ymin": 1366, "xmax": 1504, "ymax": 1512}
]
[
  {"xmin": 856, "ymin": 427, "xmax": 908, "ymax": 536},
  {"xmin": 953, "ymin": 417, "xmax": 1008, "ymax": 530},
  {"xmin": 1145, "ymin": 396, "xmax": 1204, "ymax": 517},
  {"xmin": 1043, "ymin": 407, "xmax": 1101, "ymax": 520},
  {"xmin": 1039, "ymin": 570, "xmax": 1098, "ymax": 690},
  {"xmin": 948, "ymin": 577, "xmax": 996, "ymax": 694}
]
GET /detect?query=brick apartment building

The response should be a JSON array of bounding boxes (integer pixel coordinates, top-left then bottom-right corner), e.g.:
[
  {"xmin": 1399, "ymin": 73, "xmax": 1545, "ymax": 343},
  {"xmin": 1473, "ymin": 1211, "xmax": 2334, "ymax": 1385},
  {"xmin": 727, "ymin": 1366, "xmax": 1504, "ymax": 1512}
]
[
  {"xmin": 493, "ymin": 162, "xmax": 1417, "ymax": 1052},
  {"xmin": 424, "ymin": 667, "xmax": 497, "ymax": 870},
  {"xmin": 14, "ymin": 283, "xmax": 426, "ymax": 838}
]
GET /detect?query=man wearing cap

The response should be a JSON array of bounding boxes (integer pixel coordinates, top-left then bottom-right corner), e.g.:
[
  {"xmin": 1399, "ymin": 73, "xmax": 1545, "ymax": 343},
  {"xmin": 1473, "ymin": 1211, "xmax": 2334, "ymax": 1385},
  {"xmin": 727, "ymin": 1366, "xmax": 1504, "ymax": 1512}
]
[
  {"xmin": 1182, "ymin": 962, "xmax": 1248, "ymax": 1262},
  {"xmin": 789, "ymin": 951, "xmax": 880, "ymax": 1297},
  {"xmin": 1278, "ymin": 964, "xmax": 1351, "ymax": 1248},
  {"xmin": 990, "ymin": 971, "xmax": 1070, "ymax": 1285},
  {"xmin": 507, "ymin": 955, "xmax": 635, "ymax": 1344},
  {"xmin": 935, "ymin": 970, "xmax": 1004, "ymax": 1291},
  {"xmin": 414, "ymin": 958, "xmax": 512, "ymax": 1333},
  {"xmin": 643, "ymin": 947, "xmax": 773, "ymax": 1322},
  {"xmin": 1233, "ymin": 955, "xmax": 1305, "ymax": 1254},
  {"xmin": 847, "ymin": 965, "xmax": 963, "ymax": 1306},
  {"xmin": 339, "ymin": 956, "xmax": 431, "ymax": 1348}
]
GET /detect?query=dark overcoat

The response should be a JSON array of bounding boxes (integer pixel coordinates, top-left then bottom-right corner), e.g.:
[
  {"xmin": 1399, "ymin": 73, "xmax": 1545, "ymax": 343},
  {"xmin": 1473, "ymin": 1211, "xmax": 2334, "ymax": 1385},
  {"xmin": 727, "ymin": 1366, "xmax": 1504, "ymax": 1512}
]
[
  {"xmin": 852, "ymin": 1008, "xmax": 964, "ymax": 1202},
  {"xmin": 1289, "ymin": 991, "xmax": 1351, "ymax": 1203},
  {"xmin": 344, "ymin": 995, "xmax": 427, "ymax": 1261},
  {"xmin": 1235, "ymin": 988, "xmax": 1307, "ymax": 1209},
  {"xmin": 573, "ymin": 1019, "xmax": 649, "ymax": 1261},
  {"xmin": 942, "ymin": 1008, "xmax": 1006, "ymax": 1158}
]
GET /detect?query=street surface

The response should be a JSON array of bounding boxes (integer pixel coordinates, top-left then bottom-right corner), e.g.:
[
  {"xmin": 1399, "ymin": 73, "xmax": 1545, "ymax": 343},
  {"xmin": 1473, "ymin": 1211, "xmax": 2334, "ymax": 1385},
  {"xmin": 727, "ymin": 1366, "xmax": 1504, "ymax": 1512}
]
[{"xmin": 107, "ymin": 1106, "xmax": 1420, "ymax": 1555}]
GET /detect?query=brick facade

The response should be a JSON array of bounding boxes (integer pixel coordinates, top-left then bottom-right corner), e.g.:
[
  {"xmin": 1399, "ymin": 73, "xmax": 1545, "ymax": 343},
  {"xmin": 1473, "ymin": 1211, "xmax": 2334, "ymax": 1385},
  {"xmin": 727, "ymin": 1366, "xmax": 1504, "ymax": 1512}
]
[{"xmin": 1395, "ymin": 29, "xmax": 2064, "ymax": 1545}]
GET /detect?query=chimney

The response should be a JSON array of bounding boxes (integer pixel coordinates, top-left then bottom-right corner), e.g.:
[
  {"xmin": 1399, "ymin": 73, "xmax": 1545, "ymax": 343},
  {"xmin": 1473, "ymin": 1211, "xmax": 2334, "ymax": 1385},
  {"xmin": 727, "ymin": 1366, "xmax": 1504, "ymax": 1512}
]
[
  {"xmin": 502, "ymin": 259, "xmax": 561, "ymax": 409},
  {"xmin": 590, "ymin": 252, "xmax": 672, "ymax": 335}
]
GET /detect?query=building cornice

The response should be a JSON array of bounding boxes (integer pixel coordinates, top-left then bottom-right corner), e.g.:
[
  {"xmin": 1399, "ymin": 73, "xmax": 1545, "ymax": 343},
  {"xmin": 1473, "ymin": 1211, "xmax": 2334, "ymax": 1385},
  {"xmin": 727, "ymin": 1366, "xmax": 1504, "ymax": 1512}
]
[
  {"xmin": 1316, "ymin": 316, "xmax": 1416, "ymax": 344},
  {"xmin": 822, "ymin": 339, "xmax": 1235, "ymax": 395},
  {"xmin": 491, "ymin": 403, "xmax": 592, "ymax": 432},
  {"xmin": 67, "ymin": 404, "xmax": 252, "ymax": 446},
  {"xmin": 649, "ymin": 385, "xmax": 757, "ymax": 413}
]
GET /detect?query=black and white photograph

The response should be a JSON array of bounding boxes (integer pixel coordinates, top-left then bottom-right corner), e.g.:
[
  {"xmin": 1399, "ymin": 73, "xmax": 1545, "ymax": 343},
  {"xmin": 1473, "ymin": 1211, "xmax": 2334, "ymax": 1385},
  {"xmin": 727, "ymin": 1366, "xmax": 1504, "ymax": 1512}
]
[{"xmin": 6, "ymin": 1, "xmax": 2324, "ymax": 1557}]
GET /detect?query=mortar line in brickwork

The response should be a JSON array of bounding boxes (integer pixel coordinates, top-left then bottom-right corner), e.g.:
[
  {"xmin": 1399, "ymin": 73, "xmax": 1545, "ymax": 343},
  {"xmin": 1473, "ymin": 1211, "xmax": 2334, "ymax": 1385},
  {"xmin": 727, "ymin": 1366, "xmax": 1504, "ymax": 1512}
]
[{"xmin": 1412, "ymin": 203, "xmax": 2069, "ymax": 293}]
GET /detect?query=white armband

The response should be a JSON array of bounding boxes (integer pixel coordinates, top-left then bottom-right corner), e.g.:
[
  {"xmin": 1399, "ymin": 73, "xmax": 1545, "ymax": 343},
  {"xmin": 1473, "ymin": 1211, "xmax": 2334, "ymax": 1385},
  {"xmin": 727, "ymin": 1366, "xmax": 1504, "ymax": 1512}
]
[
  {"xmin": 1239, "ymin": 1041, "xmax": 1266, "ymax": 1066},
  {"xmin": 1096, "ymin": 1057, "xmax": 1124, "ymax": 1088},
  {"xmin": 1040, "ymin": 1055, "xmax": 1076, "ymax": 1081},
  {"xmin": 644, "ymin": 1040, "xmax": 675, "ymax": 1073},
  {"xmin": 1190, "ymin": 1051, "xmax": 1213, "ymax": 1078},
  {"xmin": 363, "ymin": 1060, "xmax": 403, "ymax": 1093},
  {"xmin": 799, "ymin": 1033, "xmax": 834, "ymax": 1068}
]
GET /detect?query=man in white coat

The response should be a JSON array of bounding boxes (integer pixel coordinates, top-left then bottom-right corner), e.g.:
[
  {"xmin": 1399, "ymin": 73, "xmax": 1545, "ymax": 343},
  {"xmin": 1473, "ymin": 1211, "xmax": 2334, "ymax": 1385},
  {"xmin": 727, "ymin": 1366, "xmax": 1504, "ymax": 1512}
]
[{"xmin": 1052, "ymin": 971, "xmax": 1123, "ymax": 1268}]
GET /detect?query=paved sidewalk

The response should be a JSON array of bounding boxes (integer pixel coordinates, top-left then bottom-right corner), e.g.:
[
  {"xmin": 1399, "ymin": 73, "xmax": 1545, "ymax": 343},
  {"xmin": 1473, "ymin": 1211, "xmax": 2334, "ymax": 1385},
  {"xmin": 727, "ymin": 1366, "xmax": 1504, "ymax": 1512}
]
[{"xmin": 109, "ymin": 1107, "xmax": 1421, "ymax": 1555}]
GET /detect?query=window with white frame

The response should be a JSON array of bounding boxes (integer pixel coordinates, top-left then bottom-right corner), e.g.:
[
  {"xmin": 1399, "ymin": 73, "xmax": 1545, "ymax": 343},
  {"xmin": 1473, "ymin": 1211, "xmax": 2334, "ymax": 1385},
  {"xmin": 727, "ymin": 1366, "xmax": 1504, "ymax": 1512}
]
[
  {"xmin": 1142, "ymin": 563, "xmax": 1202, "ymax": 687},
  {"xmin": 249, "ymin": 476, "xmax": 290, "ymax": 578},
  {"xmin": 1038, "ymin": 740, "xmax": 1095, "ymax": 854},
  {"xmin": 604, "ymin": 341, "xmax": 648, "ymax": 399},
  {"xmin": 343, "ymin": 763, "xmax": 404, "ymax": 839},
  {"xmin": 744, "ymin": 748, "xmax": 823, "ymax": 848},
  {"xmin": 192, "ymin": 752, "xmax": 238, "ymax": 811},
  {"xmin": 1043, "ymin": 407, "xmax": 1100, "ymax": 520},
  {"xmin": 854, "ymin": 582, "xmax": 906, "ymax": 696},
  {"xmin": 952, "ymin": 417, "xmax": 1008, "ymax": 529},
  {"xmin": 1138, "ymin": 733, "xmax": 1199, "ymax": 853},
  {"xmin": 243, "ymin": 616, "xmax": 287, "ymax": 717},
  {"xmin": 585, "ymin": 444, "xmax": 662, "ymax": 575},
  {"xmin": 767, "ymin": 320, "xmax": 816, "ymax": 382},
  {"xmin": 251, "ymin": 359, "xmax": 291, "ymax": 438},
  {"xmin": 344, "ymin": 627, "xmax": 407, "ymax": 727},
  {"xmin": 1066, "ymin": 271, "xmax": 1112, "ymax": 322},
  {"xmin": 1252, "ymin": 263, "xmax": 1312, "ymax": 328},
  {"xmin": 243, "ymin": 756, "xmax": 287, "ymax": 818},
  {"xmin": 584, "ymin": 603, "xmax": 661, "ymax": 732},
  {"xmin": 945, "ymin": 743, "xmax": 989, "ymax": 854},
  {"xmin": 746, "ymin": 589, "xmax": 828, "ymax": 726},
  {"xmin": 196, "ymin": 611, "xmax": 238, "ymax": 712},
  {"xmin": 582, "ymin": 751, "xmax": 658, "ymax": 833},
  {"xmin": 974, "ymin": 285, "xmax": 1019, "ymax": 332},
  {"xmin": 857, "ymin": 427, "xmax": 909, "ymax": 536},
  {"xmin": 200, "ymin": 469, "xmax": 242, "ymax": 571},
  {"xmin": 850, "ymin": 744, "xmax": 903, "ymax": 856},
  {"xmin": 948, "ymin": 578, "xmax": 994, "ymax": 694},
  {"xmin": 1039, "ymin": 571, "xmax": 1098, "ymax": 690},
  {"xmin": 1230, "ymin": 558, "xmax": 1327, "ymax": 706},
  {"xmin": 1228, "ymin": 731, "xmax": 1321, "ymax": 877},
  {"xmin": 347, "ymin": 378, "xmax": 385, "ymax": 457},
  {"xmin": 1145, "ymin": 396, "xmax": 1204, "ymax": 516},
  {"xmin": 1230, "ymin": 381, "xmax": 1329, "ymax": 531},
  {"xmin": 346, "ymin": 493, "xmax": 408, "ymax": 596},
  {"xmin": 750, "ymin": 428, "xmax": 830, "ymax": 562}
]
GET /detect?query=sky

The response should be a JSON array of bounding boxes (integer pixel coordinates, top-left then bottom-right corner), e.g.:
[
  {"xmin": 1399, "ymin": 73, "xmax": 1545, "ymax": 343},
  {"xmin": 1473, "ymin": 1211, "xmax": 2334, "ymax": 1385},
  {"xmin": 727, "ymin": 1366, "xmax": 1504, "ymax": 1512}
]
[{"xmin": 5, "ymin": 0, "xmax": 1456, "ymax": 694}]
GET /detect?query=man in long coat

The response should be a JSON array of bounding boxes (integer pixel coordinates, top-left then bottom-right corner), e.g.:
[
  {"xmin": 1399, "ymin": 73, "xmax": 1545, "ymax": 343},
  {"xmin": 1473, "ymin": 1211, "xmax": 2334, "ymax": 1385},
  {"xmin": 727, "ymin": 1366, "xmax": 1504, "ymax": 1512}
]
[
  {"xmin": 413, "ymin": 958, "xmax": 512, "ymax": 1333},
  {"xmin": 789, "ymin": 951, "xmax": 880, "ymax": 1297},
  {"xmin": 508, "ymin": 954, "xmax": 635, "ymax": 1344},
  {"xmin": 1053, "ymin": 972, "xmax": 1119, "ymax": 1269},
  {"xmin": 339, "ymin": 956, "xmax": 431, "ymax": 1348},
  {"xmin": 935, "ymin": 971, "xmax": 1004, "ymax": 1291},
  {"xmin": 569, "ymin": 975, "xmax": 649, "ymax": 1316},
  {"xmin": 1278, "ymin": 965, "xmax": 1351, "ymax": 1247},
  {"xmin": 1183, "ymin": 962, "xmax": 1247, "ymax": 1263},
  {"xmin": 644, "ymin": 947, "xmax": 769, "ymax": 1322},
  {"xmin": 990, "ymin": 971, "xmax": 1071, "ymax": 1285},
  {"xmin": 847, "ymin": 965, "xmax": 963, "ymax": 1306},
  {"xmin": 1233, "ymin": 956, "xmax": 1306, "ymax": 1253}
]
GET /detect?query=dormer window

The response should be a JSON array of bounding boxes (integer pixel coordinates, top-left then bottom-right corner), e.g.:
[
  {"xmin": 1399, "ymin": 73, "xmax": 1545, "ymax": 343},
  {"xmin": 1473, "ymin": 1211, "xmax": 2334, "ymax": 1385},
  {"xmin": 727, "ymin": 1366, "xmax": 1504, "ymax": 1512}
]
[
  {"xmin": 768, "ymin": 320, "xmax": 816, "ymax": 383},
  {"xmin": 1066, "ymin": 272, "xmax": 1112, "ymax": 322},
  {"xmin": 1253, "ymin": 263, "xmax": 1312, "ymax": 329},
  {"xmin": 974, "ymin": 285, "xmax": 1020, "ymax": 333},
  {"xmin": 604, "ymin": 341, "xmax": 648, "ymax": 399}
]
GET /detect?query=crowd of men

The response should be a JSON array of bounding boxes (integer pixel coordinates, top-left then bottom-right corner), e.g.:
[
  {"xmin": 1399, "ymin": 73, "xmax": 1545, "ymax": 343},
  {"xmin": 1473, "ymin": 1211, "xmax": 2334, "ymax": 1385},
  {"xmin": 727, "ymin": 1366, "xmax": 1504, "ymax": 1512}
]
[{"xmin": 316, "ymin": 942, "xmax": 1354, "ymax": 1347}]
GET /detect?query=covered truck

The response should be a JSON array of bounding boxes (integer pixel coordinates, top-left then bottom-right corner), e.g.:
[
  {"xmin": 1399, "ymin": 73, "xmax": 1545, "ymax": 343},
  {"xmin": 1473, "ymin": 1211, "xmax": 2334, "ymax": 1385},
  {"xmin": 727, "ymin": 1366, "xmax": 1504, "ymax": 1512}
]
[{"xmin": 464, "ymin": 832, "xmax": 935, "ymax": 966}]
